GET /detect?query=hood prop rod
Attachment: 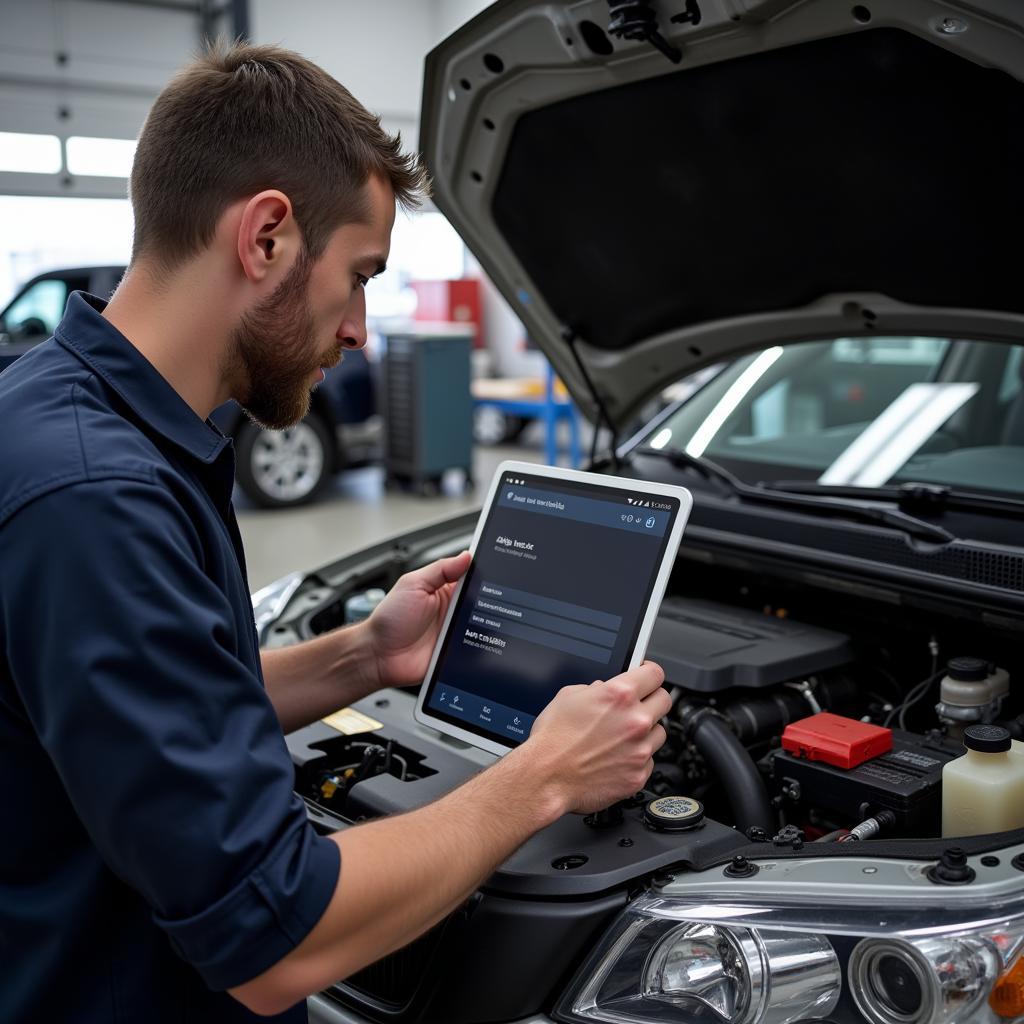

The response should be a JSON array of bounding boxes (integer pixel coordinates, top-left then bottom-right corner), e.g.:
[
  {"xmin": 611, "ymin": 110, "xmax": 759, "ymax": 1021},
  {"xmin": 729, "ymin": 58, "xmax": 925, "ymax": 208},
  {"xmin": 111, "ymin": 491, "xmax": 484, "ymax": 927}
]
[
  {"xmin": 608, "ymin": 1, "xmax": 682, "ymax": 64},
  {"xmin": 563, "ymin": 326, "xmax": 620, "ymax": 471}
]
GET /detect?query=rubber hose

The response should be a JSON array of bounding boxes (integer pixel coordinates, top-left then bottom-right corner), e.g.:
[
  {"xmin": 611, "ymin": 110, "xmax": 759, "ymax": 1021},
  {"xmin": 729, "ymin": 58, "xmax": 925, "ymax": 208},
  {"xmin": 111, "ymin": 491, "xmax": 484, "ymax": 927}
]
[
  {"xmin": 720, "ymin": 690, "xmax": 812, "ymax": 745},
  {"xmin": 689, "ymin": 712, "xmax": 775, "ymax": 834},
  {"xmin": 720, "ymin": 674, "xmax": 861, "ymax": 745}
]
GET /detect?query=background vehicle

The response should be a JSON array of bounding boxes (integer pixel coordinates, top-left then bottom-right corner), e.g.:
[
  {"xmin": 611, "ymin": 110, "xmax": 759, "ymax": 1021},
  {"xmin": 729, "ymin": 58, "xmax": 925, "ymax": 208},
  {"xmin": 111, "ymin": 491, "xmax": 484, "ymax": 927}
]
[
  {"xmin": 0, "ymin": 266, "xmax": 123, "ymax": 371},
  {"xmin": 211, "ymin": 353, "xmax": 379, "ymax": 509},
  {"xmin": 251, "ymin": 1, "xmax": 1024, "ymax": 1021},
  {"xmin": 472, "ymin": 403, "xmax": 526, "ymax": 445},
  {"xmin": 0, "ymin": 267, "xmax": 380, "ymax": 507}
]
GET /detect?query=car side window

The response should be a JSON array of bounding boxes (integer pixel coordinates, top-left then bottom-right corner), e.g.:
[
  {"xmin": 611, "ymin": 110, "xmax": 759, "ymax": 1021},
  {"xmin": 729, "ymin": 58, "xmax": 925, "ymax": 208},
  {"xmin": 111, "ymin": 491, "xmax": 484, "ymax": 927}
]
[{"xmin": 2, "ymin": 279, "xmax": 69, "ymax": 341}]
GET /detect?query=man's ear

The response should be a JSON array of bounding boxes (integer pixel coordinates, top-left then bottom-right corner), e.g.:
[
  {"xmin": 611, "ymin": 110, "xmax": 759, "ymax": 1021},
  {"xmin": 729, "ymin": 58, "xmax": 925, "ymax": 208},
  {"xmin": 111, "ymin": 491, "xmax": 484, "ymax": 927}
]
[{"xmin": 236, "ymin": 190, "xmax": 300, "ymax": 284}]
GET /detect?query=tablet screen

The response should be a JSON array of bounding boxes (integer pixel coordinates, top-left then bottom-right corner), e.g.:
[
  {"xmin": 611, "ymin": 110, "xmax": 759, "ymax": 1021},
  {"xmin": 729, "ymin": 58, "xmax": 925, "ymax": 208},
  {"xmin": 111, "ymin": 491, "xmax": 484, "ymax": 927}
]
[{"xmin": 421, "ymin": 469, "xmax": 682, "ymax": 748}]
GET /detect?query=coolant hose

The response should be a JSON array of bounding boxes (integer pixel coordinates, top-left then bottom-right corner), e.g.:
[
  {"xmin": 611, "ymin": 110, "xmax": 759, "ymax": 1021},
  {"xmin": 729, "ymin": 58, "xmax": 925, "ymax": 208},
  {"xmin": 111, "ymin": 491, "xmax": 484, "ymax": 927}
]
[
  {"xmin": 718, "ymin": 674, "xmax": 860, "ymax": 744},
  {"xmin": 687, "ymin": 710, "xmax": 775, "ymax": 834}
]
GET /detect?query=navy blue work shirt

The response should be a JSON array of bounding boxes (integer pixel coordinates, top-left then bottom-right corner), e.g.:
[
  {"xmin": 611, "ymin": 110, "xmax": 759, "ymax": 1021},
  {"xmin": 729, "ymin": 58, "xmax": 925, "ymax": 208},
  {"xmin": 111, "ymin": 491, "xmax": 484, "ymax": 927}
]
[{"xmin": 0, "ymin": 293, "xmax": 340, "ymax": 1023}]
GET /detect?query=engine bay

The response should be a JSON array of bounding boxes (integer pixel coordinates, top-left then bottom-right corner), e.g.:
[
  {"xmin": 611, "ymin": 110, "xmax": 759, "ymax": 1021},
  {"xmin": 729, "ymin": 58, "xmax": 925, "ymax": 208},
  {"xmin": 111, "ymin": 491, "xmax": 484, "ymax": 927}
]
[
  {"xmin": 285, "ymin": 545, "xmax": 1024, "ymax": 852},
  {"xmin": 274, "ymin": 526, "xmax": 1024, "ymax": 1021}
]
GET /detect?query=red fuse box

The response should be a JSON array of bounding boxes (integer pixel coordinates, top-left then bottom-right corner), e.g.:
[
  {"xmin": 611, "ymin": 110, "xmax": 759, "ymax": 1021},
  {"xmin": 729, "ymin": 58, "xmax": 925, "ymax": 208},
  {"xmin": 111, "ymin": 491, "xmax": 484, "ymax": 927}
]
[{"xmin": 781, "ymin": 712, "xmax": 893, "ymax": 770}]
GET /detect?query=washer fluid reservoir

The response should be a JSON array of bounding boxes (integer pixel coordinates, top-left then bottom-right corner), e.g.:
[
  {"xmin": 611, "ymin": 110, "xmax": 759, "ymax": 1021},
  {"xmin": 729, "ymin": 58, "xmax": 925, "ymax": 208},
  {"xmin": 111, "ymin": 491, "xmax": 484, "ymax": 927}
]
[{"xmin": 942, "ymin": 725, "xmax": 1024, "ymax": 837}]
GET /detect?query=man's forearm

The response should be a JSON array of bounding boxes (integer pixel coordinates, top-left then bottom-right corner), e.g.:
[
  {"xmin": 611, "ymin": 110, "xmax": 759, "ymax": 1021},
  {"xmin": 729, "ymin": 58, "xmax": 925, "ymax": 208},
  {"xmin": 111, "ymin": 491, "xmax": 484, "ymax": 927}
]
[
  {"xmin": 229, "ymin": 742, "xmax": 567, "ymax": 1015},
  {"xmin": 261, "ymin": 624, "xmax": 380, "ymax": 734}
]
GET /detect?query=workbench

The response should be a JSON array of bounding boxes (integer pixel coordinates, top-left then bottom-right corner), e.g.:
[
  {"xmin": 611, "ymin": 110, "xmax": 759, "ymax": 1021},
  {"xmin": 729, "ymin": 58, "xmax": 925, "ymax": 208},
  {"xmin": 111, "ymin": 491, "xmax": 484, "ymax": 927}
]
[{"xmin": 471, "ymin": 363, "xmax": 582, "ymax": 468}]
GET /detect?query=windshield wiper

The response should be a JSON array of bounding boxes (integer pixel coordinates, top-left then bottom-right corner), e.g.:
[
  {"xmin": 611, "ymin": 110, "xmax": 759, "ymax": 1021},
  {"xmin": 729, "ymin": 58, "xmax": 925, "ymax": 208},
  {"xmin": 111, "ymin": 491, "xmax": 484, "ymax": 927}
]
[
  {"xmin": 633, "ymin": 446, "xmax": 956, "ymax": 544},
  {"xmin": 766, "ymin": 480, "xmax": 1024, "ymax": 519},
  {"xmin": 633, "ymin": 445, "xmax": 745, "ymax": 495}
]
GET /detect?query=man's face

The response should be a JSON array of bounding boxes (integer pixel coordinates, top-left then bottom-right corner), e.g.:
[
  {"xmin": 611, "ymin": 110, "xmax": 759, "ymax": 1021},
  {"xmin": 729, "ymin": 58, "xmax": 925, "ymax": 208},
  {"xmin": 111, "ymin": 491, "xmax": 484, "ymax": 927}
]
[{"xmin": 230, "ymin": 174, "xmax": 395, "ymax": 430}]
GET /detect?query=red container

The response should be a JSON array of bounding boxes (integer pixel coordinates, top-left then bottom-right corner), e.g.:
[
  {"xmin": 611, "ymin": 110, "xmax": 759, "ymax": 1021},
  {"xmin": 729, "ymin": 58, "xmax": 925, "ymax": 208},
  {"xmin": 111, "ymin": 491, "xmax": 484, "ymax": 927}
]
[
  {"xmin": 411, "ymin": 279, "xmax": 482, "ymax": 347},
  {"xmin": 781, "ymin": 712, "xmax": 893, "ymax": 770}
]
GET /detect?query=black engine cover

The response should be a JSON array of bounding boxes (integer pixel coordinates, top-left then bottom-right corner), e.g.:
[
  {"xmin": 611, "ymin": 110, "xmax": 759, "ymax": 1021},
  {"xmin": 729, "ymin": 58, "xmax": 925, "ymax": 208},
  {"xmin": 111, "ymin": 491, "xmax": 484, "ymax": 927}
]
[{"xmin": 647, "ymin": 596, "xmax": 852, "ymax": 691}]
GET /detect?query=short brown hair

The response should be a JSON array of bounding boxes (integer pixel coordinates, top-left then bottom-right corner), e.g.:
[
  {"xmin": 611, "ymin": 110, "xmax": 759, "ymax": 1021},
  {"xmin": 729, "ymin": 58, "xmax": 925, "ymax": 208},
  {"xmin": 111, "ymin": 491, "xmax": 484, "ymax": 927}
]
[{"xmin": 129, "ymin": 42, "xmax": 427, "ymax": 269}]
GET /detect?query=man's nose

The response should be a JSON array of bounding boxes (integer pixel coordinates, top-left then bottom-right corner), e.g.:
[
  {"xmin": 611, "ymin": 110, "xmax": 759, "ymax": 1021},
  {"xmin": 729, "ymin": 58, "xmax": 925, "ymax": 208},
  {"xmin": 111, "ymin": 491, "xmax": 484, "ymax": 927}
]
[
  {"xmin": 339, "ymin": 290, "xmax": 368, "ymax": 349},
  {"xmin": 339, "ymin": 326, "xmax": 366, "ymax": 350}
]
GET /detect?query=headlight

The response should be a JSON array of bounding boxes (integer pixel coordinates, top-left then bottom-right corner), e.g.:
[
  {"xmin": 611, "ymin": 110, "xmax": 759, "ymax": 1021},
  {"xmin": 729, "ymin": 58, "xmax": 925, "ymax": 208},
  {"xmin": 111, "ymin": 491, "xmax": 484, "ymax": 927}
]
[
  {"xmin": 645, "ymin": 923, "xmax": 757, "ymax": 1019},
  {"xmin": 850, "ymin": 938, "xmax": 999, "ymax": 1024},
  {"xmin": 554, "ymin": 890, "xmax": 1024, "ymax": 1024},
  {"xmin": 559, "ymin": 909, "xmax": 840, "ymax": 1024},
  {"xmin": 644, "ymin": 921, "xmax": 840, "ymax": 1024}
]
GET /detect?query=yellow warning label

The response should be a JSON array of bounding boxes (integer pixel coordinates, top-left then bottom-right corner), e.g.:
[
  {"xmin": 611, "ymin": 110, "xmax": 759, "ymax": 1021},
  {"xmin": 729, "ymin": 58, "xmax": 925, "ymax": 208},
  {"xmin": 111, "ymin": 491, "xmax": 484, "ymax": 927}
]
[{"xmin": 321, "ymin": 707, "xmax": 384, "ymax": 735}]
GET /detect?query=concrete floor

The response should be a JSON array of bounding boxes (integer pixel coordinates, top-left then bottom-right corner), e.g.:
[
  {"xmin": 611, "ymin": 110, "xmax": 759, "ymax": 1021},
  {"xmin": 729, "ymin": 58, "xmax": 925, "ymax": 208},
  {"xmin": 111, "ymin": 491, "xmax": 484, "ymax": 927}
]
[{"xmin": 236, "ymin": 445, "xmax": 551, "ymax": 590}]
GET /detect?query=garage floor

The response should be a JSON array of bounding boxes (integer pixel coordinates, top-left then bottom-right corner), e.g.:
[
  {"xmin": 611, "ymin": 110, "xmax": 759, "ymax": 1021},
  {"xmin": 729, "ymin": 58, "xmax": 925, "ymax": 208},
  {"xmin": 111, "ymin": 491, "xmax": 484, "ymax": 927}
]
[{"xmin": 237, "ymin": 445, "xmax": 550, "ymax": 591}]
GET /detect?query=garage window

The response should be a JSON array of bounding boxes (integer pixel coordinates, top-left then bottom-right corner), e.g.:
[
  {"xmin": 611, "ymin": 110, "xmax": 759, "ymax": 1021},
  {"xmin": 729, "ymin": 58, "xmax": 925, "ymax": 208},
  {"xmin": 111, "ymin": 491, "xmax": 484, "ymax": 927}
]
[
  {"xmin": 0, "ymin": 132, "xmax": 62, "ymax": 175},
  {"xmin": 65, "ymin": 137, "xmax": 137, "ymax": 178}
]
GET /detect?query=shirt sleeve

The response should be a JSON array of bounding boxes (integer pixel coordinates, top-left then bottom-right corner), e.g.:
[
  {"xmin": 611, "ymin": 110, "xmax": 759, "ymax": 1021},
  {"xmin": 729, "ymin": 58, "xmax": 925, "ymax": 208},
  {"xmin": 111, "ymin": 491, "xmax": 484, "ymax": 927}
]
[{"xmin": 0, "ymin": 476, "xmax": 340, "ymax": 991}]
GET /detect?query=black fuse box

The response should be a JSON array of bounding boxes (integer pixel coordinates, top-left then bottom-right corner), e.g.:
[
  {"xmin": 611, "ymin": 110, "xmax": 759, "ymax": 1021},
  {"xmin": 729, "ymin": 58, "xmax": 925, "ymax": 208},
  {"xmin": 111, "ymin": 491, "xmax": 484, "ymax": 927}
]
[{"xmin": 770, "ymin": 729, "xmax": 962, "ymax": 835}]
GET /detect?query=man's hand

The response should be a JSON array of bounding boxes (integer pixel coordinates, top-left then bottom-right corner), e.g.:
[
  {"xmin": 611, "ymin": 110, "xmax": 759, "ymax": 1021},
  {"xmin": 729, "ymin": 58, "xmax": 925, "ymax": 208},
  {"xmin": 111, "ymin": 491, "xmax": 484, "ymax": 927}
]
[
  {"xmin": 366, "ymin": 551, "xmax": 472, "ymax": 690},
  {"xmin": 519, "ymin": 661, "xmax": 671, "ymax": 815},
  {"xmin": 260, "ymin": 552, "xmax": 470, "ymax": 733},
  {"xmin": 230, "ymin": 654, "xmax": 670, "ymax": 1016}
]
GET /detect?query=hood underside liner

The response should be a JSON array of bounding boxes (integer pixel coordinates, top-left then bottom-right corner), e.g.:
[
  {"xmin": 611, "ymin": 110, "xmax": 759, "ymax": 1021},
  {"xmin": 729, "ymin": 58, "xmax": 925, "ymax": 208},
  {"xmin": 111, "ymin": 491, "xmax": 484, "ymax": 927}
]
[{"xmin": 492, "ymin": 28, "xmax": 1024, "ymax": 352}]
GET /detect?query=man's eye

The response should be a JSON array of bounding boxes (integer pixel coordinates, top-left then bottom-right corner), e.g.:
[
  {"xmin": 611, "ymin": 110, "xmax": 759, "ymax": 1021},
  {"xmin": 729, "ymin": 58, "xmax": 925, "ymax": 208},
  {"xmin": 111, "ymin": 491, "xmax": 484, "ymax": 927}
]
[{"xmin": 355, "ymin": 274, "xmax": 369, "ymax": 289}]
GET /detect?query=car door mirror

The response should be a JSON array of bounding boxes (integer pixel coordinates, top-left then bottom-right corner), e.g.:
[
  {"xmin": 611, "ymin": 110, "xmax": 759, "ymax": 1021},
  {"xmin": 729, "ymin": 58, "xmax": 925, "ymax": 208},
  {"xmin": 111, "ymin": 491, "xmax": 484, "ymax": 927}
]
[{"xmin": 10, "ymin": 316, "xmax": 48, "ymax": 340}]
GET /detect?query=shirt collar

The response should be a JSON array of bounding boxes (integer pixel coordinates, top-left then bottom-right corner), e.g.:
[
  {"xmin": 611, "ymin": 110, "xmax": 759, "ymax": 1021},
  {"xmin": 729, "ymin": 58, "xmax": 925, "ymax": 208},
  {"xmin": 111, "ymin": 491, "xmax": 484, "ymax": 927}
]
[{"xmin": 55, "ymin": 291, "xmax": 230, "ymax": 465}]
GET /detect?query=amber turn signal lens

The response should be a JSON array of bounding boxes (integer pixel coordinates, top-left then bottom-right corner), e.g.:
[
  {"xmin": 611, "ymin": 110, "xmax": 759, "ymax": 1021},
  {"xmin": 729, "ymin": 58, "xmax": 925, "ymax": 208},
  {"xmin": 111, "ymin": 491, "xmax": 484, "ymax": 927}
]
[{"xmin": 991, "ymin": 957, "xmax": 1024, "ymax": 1018}]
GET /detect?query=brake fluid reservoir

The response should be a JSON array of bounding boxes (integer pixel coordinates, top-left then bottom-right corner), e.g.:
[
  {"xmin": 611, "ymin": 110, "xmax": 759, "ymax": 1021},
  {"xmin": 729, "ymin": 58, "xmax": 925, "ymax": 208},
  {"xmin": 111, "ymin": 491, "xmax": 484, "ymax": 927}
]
[
  {"xmin": 942, "ymin": 725, "xmax": 1024, "ymax": 837},
  {"xmin": 935, "ymin": 657, "xmax": 1009, "ymax": 741}
]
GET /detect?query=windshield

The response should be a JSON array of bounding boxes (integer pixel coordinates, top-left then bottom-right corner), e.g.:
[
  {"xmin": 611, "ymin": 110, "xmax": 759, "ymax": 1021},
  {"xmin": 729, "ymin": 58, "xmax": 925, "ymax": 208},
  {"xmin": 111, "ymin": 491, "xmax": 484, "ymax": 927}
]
[{"xmin": 643, "ymin": 337, "xmax": 1024, "ymax": 497}]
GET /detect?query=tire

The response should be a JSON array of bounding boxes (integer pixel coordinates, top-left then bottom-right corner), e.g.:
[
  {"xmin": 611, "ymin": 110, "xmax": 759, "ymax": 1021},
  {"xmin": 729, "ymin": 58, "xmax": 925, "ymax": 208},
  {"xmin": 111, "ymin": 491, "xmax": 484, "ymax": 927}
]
[
  {"xmin": 234, "ymin": 414, "xmax": 334, "ymax": 509},
  {"xmin": 473, "ymin": 406, "xmax": 527, "ymax": 445}
]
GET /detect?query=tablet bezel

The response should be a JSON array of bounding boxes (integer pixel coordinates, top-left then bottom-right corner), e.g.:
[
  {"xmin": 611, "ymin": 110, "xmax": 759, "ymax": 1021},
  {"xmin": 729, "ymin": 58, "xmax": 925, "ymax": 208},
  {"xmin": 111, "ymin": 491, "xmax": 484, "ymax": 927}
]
[{"xmin": 412, "ymin": 460, "xmax": 693, "ymax": 756}]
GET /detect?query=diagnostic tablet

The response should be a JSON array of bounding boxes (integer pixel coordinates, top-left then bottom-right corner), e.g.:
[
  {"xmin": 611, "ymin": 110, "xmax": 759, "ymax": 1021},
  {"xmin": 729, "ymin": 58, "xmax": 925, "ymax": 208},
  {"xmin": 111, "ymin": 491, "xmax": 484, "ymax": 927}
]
[{"xmin": 413, "ymin": 461, "xmax": 692, "ymax": 755}]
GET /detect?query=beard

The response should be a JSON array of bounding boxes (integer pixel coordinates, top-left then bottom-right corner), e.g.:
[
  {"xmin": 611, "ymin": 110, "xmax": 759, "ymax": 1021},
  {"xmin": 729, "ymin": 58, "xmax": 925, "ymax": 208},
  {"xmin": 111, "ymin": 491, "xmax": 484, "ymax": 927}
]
[{"xmin": 227, "ymin": 249, "xmax": 339, "ymax": 430}]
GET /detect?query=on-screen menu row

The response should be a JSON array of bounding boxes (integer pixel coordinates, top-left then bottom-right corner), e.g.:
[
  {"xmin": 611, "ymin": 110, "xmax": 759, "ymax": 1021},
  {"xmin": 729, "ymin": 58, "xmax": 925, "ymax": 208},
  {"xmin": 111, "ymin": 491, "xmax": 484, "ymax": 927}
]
[{"xmin": 432, "ymin": 685, "xmax": 535, "ymax": 740}]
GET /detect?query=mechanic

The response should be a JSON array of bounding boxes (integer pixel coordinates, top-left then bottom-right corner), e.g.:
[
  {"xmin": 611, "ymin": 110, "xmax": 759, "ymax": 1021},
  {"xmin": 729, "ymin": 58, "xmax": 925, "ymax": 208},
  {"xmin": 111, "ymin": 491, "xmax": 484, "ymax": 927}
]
[{"xmin": 0, "ymin": 45, "xmax": 670, "ymax": 1023}]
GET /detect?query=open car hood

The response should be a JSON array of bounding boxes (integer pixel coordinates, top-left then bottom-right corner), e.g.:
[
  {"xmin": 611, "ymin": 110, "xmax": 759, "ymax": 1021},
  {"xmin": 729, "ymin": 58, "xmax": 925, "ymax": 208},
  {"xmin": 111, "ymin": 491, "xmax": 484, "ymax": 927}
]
[{"xmin": 420, "ymin": 0, "xmax": 1024, "ymax": 429}]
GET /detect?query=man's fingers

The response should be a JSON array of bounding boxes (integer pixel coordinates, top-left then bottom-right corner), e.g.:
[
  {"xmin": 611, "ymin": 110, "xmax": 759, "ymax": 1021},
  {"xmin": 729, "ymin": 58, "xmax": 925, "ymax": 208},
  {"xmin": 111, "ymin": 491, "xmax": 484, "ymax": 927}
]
[
  {"xmin": 404, "ymin": 551, "xmax": 471, "ymax": 592},
  {"xmin": 604, "ymin": 660, "xmax": 665, "ymax": 700},
  {"xmin": 640, "ymin": 684, "xmax": 673, "ymax": 724},
  {"xmin": 633, "ymin": 660, "xmax": 666, "ymax": 698},
  {"xmin": 647, "ymin": 723, "xmax": 668, "ymax": 757}
]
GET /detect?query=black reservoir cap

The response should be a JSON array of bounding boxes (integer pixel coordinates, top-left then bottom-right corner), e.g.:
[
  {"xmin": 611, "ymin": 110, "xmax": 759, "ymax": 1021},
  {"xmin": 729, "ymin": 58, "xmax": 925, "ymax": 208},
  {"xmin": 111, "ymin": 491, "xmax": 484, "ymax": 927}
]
[
  {"xmin": 947, "ymin": 656, "xmax": 989, "ymax": 683},
  {"xmin": 644, "ymin": 796, "xmax": 705, "ymax": 832},
  {"xmin": 964, "ymin": 724, "xmax": 1011, "ymax": 753}
]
